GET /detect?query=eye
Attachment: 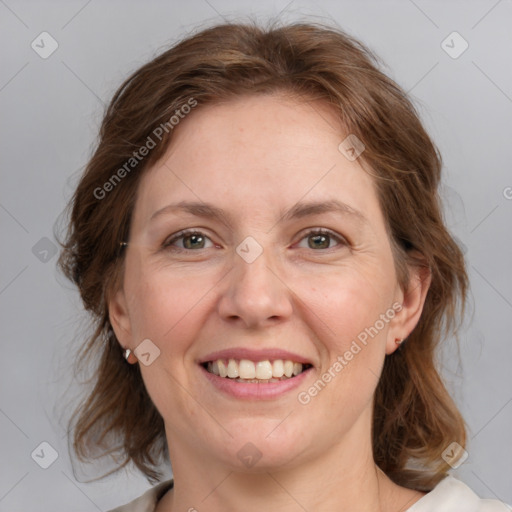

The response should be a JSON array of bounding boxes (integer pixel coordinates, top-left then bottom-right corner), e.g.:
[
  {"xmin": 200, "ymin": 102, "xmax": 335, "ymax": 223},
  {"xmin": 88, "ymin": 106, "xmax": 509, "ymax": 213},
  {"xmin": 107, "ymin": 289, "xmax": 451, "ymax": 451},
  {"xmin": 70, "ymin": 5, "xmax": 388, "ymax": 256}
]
[
  {"xmin": 296, "ymin": 228, "xmax": 347, "ymax": 250},
  {"xmin": 161, "ymin": 227, "xmax": 348, "ymax": 253},
  {"xmin": 162, "ymin": 229, "xmax": 215, "ymax": 251}
]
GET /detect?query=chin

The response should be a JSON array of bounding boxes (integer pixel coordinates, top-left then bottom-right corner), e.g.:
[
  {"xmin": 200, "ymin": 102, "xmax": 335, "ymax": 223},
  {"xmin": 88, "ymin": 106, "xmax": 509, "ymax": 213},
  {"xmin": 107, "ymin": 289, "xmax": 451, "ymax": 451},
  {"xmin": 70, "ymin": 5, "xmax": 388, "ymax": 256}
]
[{"xmin": 210, "ymin": 421, "xmax": 311, "ymax": 471}]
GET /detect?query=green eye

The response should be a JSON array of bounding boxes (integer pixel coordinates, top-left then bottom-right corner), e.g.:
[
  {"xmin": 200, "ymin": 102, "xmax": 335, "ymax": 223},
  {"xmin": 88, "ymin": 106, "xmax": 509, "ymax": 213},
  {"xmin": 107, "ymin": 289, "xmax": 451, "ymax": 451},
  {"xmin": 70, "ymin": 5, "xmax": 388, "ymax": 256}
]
[
  {"xmin": 163, "ymin": 230, "xmax": 213, "ymax": 251},
  {"xmin": 162, "ymin": 228, "xmax": 347, "ymax": 252},
  {"xmin": 297, "ymin": 229, "xmax": 346, "ymax": 250}
]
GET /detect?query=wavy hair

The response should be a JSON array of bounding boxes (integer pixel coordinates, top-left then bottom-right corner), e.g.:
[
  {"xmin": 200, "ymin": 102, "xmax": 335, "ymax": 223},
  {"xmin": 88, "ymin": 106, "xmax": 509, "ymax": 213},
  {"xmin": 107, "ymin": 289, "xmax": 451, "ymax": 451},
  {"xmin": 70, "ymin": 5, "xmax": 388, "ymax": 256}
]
[{"xmin": 57, "ymin": 19, "xmax": 468, "ymax": 490}]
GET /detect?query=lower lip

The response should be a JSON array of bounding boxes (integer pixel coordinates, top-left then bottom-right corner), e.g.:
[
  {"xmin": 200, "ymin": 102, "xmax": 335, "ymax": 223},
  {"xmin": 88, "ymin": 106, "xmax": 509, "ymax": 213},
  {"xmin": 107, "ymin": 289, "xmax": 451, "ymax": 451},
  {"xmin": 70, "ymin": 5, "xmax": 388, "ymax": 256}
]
[{"xmin": 199, "ymin": 364, "xmax": 313, "ymax": 400}]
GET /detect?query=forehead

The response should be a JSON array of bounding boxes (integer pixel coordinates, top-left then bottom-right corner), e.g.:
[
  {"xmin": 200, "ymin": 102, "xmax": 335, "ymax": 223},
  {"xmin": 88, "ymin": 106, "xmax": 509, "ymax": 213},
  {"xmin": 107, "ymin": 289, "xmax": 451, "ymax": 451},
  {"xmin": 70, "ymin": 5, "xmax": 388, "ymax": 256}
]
[{"xmin": 133, "ymin": 93, "xmax": 382, "ymax": 228}]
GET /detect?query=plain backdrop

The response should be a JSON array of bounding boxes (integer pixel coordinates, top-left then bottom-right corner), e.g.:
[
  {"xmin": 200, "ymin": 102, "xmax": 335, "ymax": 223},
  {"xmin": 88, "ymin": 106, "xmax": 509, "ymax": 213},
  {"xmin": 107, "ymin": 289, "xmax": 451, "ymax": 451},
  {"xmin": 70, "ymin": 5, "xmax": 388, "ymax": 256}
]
[{"xmin": 1, "ymin": 1, "xmax": 511, "ymax": 510}]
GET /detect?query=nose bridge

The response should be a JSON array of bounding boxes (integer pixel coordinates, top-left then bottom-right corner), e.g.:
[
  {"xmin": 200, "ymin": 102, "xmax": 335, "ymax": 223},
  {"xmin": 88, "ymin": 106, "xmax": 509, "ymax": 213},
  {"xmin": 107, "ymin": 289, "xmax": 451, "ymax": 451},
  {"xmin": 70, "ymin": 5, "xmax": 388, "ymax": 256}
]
[{"xmin": 218, "ymin": 234, "xmax": 292, "ymax": 326}]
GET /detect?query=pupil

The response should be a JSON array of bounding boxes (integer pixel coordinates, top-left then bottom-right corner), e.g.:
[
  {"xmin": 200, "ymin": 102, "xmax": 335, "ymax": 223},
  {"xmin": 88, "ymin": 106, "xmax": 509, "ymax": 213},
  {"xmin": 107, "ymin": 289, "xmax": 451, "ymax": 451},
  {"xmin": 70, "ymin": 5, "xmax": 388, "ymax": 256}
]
[
  {"xmin": 183, "ymin": 234, "xmax": 330, "ymax": 250},
  {"xmin": 184, "ymin": 234, "xmax": 204, "ymax": 249},
  {"xmin": 310, "ymin": 234, "xmax": 329, "ymax": 249}
]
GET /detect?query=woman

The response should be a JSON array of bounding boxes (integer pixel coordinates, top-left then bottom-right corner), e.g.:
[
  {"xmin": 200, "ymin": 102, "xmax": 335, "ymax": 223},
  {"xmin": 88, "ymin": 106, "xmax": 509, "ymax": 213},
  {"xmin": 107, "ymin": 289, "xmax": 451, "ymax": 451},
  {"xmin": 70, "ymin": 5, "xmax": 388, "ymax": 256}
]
[{"xmin": 57, "ymin": 20, "xmax": 511, "ymax": 511}]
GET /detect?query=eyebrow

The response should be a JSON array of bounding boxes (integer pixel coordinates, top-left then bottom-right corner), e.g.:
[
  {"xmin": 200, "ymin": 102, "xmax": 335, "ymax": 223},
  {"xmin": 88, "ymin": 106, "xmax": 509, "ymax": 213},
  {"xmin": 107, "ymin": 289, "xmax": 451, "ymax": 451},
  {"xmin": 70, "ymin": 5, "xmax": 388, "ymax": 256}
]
[{"xmin": 149, "ymin": 199, "xmax": 368, "ymax": 226}]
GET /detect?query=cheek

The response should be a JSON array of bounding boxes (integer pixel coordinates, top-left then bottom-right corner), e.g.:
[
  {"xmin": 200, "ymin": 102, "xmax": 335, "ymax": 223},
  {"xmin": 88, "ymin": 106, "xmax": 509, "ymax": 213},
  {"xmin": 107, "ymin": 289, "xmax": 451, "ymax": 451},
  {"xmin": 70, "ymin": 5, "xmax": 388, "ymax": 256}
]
[
  {"xmin": 125, "ymin": 263, "xmax": 208, "ymax": 353},
  {"xmin": 299, "ymin": 268, "xmax": 391, "ymax": 400},
  {"xmin": 125, "ymin": 266, "xmax": 210, "ymax": 422},
  {"xmin": 306, "ymin": 267, "xmax": 392, "ymax": 346}
]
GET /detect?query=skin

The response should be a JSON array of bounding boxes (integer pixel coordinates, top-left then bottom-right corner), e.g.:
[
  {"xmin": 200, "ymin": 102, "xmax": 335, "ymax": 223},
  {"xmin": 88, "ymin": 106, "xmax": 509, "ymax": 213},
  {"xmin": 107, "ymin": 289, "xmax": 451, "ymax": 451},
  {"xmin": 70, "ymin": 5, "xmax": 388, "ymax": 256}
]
[{"xmin": 110, "ymin": 93, "xmax": 431, "ymax": 511}]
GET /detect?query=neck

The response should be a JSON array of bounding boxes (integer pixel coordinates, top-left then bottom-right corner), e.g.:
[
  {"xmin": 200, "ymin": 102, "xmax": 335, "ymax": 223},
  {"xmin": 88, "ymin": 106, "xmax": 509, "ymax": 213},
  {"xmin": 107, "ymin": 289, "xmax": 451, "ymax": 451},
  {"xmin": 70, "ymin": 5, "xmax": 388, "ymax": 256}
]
[{"xmin": 157, "ymin": 410, "xmax": 424, "ymax": 512}]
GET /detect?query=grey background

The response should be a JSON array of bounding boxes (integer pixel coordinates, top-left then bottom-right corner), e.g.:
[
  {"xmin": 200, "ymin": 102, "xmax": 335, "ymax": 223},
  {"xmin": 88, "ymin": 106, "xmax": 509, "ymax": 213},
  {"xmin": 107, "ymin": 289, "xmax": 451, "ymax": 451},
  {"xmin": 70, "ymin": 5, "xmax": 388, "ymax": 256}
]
[{"xmin": 1, "ymin": 0, "xmax": 511, "ymax": 510}]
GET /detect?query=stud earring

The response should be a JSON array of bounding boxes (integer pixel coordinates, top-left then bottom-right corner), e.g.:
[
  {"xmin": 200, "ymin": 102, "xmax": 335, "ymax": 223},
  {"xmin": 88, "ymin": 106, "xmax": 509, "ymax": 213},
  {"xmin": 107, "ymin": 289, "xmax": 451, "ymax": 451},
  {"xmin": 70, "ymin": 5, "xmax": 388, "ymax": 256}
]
[
  {"xmin": 395, "ymin": 338, "xmax": 404, "ymax": 345},
  {"xmin": 123, "ymin": 348, "xmax": 138, "ymax": 364}
]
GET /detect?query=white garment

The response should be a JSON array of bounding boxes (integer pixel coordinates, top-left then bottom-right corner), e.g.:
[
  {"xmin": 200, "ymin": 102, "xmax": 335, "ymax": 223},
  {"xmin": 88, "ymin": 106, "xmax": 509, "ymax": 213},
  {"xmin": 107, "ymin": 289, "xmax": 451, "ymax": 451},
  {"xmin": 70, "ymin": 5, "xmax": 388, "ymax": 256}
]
[
  {"xmin": 407, "ymin": 476, "xmax": 511, "ymax": 512},
  {"xmin": 107, "ymin": 479, "xmax": 173, "ymax": 512},
  {"xmin": 107, "ymin": 476, "xmax": 511, "ymax": 512}
]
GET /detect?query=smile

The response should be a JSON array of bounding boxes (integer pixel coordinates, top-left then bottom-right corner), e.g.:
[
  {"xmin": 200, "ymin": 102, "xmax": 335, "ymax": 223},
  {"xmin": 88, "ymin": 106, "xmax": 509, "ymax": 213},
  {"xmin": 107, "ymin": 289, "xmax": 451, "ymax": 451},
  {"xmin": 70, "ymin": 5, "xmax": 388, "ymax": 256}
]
[{"xmin": 203, "ymin": 358, "xmax": 313, "ymax": 383}]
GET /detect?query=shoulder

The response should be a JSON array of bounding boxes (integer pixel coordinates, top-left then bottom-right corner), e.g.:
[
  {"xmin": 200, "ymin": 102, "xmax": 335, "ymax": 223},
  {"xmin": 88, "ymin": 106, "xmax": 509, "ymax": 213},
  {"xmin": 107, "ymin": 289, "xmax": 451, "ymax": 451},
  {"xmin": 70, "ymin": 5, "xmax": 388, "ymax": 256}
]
[
  {"xmin": 407, "ymin": 476, "xmax": 511, "ymax": 512},
  {"xmin": 106, "ymin": 479, "xmax": 174, "ymax": 512},
  {"xmin": 104, "ymin": 476, "xmax": 510, "ymax": 512}
]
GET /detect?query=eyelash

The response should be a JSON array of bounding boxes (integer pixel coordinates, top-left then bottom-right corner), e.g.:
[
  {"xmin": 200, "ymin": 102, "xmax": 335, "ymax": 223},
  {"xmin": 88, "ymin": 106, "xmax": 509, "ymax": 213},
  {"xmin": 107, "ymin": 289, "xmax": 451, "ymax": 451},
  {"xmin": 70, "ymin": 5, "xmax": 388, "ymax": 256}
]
[{"xmin": 161, "ymin": 228, "xmax": 348, "ymax": 253}]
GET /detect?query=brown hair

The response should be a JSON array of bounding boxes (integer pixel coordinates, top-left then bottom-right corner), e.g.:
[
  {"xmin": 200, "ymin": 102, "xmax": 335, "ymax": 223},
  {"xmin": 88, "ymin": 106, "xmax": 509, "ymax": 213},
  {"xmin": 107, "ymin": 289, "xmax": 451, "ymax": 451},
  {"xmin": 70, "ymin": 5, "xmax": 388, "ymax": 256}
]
[{"xmin": 57, "ymin": 19, "xmax": 468, "ymax": 490}]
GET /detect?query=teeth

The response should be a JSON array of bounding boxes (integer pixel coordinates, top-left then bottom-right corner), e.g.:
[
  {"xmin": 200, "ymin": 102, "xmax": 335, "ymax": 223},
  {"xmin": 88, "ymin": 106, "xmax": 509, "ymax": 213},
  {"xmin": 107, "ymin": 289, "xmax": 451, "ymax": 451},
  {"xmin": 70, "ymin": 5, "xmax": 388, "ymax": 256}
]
[
  {"xmin": 255, "ymin": 360, "xmax": 273, "ymax": 380},
  {"xmin": 272, "ymin": 359, "xmax": 284, "ymax": 378},
  {"xmin": 205, "ymin": 358, "xmax": 306, "ymax": 381},
  {"xmin": 218, "ymin": 359, "xmax": 228, "ymax": 378},
  {"xmin": 239, "ymin": 359, "xmax": 256, "ymax": 379},
  {"xmin": 227, "ymin": 359, "xmax": 239, "ymax": 378}
]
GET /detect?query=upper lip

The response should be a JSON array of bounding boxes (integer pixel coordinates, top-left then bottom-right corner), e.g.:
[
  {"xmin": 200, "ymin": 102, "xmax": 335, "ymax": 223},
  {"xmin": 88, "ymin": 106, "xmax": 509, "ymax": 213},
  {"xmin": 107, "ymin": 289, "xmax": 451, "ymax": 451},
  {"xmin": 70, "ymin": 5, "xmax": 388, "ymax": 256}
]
[{"xmin": 198, "ymin": 348, "xmax": 313, "ymax": 366}]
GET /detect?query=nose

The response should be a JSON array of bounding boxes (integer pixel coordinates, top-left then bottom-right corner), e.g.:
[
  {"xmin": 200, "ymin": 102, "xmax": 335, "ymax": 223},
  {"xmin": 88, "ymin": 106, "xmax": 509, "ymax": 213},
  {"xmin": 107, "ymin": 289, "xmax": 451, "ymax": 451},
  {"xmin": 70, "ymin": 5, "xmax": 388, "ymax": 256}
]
[{"xmin": 217, "ymin": 245, "xmax": 293, "ymax": 329}]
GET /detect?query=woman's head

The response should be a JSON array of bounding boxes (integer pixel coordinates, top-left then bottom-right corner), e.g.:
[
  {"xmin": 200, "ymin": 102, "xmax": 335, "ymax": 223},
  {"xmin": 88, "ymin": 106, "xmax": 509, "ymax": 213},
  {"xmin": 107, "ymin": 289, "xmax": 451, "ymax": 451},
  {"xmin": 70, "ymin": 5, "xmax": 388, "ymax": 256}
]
[{"xmin": 58, "ymin": 20, "xmax": 468, "ymax": 491}]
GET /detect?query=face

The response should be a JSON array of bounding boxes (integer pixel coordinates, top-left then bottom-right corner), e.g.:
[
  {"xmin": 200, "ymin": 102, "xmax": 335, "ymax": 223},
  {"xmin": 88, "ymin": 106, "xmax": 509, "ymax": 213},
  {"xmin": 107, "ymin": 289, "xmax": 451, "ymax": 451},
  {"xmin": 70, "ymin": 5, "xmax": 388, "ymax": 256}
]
[{"xmin": 110, "ymin": 93, "xmax": 425, "ymax": 473}]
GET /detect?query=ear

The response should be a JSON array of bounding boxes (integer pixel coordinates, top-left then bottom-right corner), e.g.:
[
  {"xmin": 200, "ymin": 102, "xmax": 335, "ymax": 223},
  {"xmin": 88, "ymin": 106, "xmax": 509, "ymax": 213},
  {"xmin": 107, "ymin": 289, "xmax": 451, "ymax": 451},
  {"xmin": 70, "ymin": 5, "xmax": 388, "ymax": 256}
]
[
  {"xmin": 108, "ymin": 287, "xmax": 134, "ymax": 349},
  {"xmin": 386, "ymin": 258, "xmax": 432, "ymax": 355}
]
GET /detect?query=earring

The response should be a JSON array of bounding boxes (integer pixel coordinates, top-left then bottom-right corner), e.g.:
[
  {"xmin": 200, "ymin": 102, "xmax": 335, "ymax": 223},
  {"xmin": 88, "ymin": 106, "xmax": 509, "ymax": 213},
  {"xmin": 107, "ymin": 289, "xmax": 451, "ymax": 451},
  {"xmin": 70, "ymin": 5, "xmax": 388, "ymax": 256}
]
[
  {"xmin": 395, "ymin": 338, "xmax": 404, "ymax": 345},
  {"xmin": 123, "ymin": 348, "xmax": 138, "ymax": 364}
]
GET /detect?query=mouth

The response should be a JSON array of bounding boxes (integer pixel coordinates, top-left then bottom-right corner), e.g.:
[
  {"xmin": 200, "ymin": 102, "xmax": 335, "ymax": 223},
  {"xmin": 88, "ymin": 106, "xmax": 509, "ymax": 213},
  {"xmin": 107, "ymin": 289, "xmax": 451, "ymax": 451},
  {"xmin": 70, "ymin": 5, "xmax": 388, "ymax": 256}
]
[{"xmin": 201, "ymin": 358, "xmax": 313, "ymax": 383}]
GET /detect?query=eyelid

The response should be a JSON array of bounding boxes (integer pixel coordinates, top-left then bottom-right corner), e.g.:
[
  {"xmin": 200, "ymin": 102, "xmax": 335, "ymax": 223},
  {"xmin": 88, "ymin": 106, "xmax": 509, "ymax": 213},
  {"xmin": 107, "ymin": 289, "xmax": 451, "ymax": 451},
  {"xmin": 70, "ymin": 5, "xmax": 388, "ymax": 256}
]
[
  {"xmin": 161, "ymin": 227, "xmax": 349, "ymax": 251},
  {"xmin": 162, "ymin": 228, "xmax": 216, "ymax": 249},
  {"xmin": 295, "ymin": 227, "xmax": 348, "ymax": 248}
]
